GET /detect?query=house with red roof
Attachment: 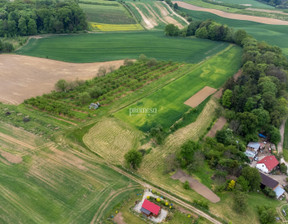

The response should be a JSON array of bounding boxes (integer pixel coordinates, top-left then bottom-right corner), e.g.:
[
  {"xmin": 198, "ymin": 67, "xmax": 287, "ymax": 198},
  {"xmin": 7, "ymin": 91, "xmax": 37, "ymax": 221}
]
[
  {"xmin": 256, "ymin": 155, "xmax": 279, "ymax": 173},
  {"xmin": 140, "ymin": 199, "xmax": 161, "ymax": 217}
]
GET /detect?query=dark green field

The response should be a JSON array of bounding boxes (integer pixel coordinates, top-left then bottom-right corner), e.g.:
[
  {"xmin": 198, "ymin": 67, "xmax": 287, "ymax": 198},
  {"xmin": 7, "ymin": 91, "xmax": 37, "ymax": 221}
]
[
  {"xmin": 179, "ymin": 8, "xmax": 288, "ymax": 56},
  {"xmin": 16, "ymin": 32, "xmax": 229, "ymax": 63}
]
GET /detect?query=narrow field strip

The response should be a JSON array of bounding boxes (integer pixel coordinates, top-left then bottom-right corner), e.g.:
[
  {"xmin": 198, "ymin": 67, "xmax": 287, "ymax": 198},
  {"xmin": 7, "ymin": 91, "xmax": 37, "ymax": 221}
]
[{"xmin": 174, "ymin": 1, "xmax": 288, "ymax": 25}]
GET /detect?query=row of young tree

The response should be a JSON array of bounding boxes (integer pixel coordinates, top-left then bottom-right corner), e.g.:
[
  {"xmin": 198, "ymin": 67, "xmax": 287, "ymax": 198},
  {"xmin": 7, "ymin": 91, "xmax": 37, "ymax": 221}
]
[
  {"xmin": 165, "ymin": 19, "xmax": 246, "ymax": 44},
  {"xmin": 0, "ymin": 0, "xmax": 87, "ymax": 37}
]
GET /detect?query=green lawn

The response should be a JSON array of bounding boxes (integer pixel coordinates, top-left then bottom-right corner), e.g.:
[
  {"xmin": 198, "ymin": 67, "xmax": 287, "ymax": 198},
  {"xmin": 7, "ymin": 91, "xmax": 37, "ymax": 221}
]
[
  {"xmin": 79, "ymin": 2, "xmax": 136, "ymax": 24},
  {"xmin": 16, "ymin": 32, "xmax": 229, "ymax": 63},
  {"xmin": 115, "ymin": 45, "xmax": 242, "ymax": 131},
  {"xmin": 179, "ymin": 8, "xmax": 288, "ymax": 56}
]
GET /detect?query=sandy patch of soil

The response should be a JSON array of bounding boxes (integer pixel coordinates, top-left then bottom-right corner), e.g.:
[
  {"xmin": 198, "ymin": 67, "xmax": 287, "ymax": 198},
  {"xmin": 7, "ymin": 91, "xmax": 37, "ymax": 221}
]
[
  {"xmin": 233, "ymin": 69, "xmax": 242, "ymax": 81},
  {"xmin": 171, "ymin": 169, "xmax": 220, "ymax": 203},
  {"xmin": 0, "ymin": 54, "xmax": 125, "ymax": 104},
  {"xmin": 173, "ymin": 1, "xmax": 288, "ymax": 25},
  {"xmin": 213, "ymin": 88, "xmax": 223, "ymax": 99},
  {"xmin": 206, "ymin": 116, "xmax": 227, "ymax": 138},
  {"xmin": 0, "ymin": 150, "xmax": 22, "ymax": 164},
  {"xmin": 131, "ymin": 3, "xmax": 157, "ymax": 29},
  {"xmin": 113, "ymin": 212, "xmax": 126, "ymax": 224},
  {"xmin": 184, "ymin": 86, "xmax": 217, "ymax": 108}
]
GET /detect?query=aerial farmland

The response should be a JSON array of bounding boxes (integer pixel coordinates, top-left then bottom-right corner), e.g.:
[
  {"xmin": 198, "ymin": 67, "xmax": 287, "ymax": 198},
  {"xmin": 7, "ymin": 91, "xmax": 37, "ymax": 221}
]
[{"xmin": 1, "ymin": 0, "xmax": 288, "ymax": 223}]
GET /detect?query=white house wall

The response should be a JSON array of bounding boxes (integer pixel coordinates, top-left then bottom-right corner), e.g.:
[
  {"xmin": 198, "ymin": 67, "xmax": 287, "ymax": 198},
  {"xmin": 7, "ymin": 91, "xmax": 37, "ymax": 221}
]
[{"xmin": 256, "ymin": 163, "xmax": 269, "ymax": 173}]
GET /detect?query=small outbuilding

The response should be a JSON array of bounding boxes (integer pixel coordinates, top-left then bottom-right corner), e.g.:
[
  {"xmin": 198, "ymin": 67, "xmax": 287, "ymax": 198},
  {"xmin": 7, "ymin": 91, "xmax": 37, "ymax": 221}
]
[
  {"xmin": 247, "ymin": 142, "xmax": 261, "ymax": 152},
  {"xmin": 140, "ymin": 199, "xmax": 161, "ymax": 217},
  {"xmin": 256, "ymin": 156, "xmax": 279, "ymax": 174},
  {"xmin": 260, "ymin": 173, "xmax": 285, "ymax": 199}
]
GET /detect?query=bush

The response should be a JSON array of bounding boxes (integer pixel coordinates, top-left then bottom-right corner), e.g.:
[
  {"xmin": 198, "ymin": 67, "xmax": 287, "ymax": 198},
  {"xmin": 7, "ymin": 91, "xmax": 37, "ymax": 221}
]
[{"xmin": 183, "ymin": 181, "xmax": 190, "ymax": 190}]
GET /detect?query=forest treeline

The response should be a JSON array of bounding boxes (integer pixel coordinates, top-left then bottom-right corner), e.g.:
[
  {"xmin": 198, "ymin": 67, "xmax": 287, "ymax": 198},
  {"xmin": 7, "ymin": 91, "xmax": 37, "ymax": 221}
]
[
  {"xmin": 0, "ymin": 0, "xmax": 87, "ymax": 37},
  {"xmin": 257, "ymin": 0, "xmax": 288, "ymax": 8},
  {"xmin": 165, "ymin": 20, "xmax": 288, "ymax": 144}
]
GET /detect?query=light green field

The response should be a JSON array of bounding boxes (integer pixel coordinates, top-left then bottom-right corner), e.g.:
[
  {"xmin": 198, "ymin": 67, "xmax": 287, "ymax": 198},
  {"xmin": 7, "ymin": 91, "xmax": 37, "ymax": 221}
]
[
  {"xmin": 16, "ymin": 32, "xmax": 229, "ymax": 63},
  {"xmin": 115, "ymin": 45, "xmax": 242, "ymax": 131},
  {"xmin": 0, "ymin": 123, "xmax": 140, "ymax": 223}
]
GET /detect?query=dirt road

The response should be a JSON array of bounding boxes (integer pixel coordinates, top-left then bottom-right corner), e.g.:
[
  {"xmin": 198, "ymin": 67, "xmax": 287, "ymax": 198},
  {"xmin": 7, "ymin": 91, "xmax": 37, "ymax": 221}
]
[
  {"xmin": 111, "ymin": 166, "xmax": 223, "ymax": 224},
  {"xmin": 0, "ymin": 54, "xmax": 125, "ymax": 104},
  {"xmin": 278, "ymin": 120, "xmax": 286, "ymax": 154},
  {"xmin": 172, "ymin": 169, "xmax": 220, "ymax": 203},
  {"xmin": 173, "ymin": 1, "xmax": 288, "ymax": 25}
]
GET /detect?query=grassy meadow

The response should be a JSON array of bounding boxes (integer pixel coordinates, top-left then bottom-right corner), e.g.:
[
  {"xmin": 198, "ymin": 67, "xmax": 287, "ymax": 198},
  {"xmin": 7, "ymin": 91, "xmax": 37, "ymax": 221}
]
[
  {"xmin": 16, "ymin": 32, "xmax": 229, "ymax": 63},
  {"xmin": 179, "ymin": 8, "xmax": 288, "ymax": 56},
  {"xmin": 0, "ymin": 123, "xmax": 141, "ymax": 223},
  {"xmin": 115, "ymin": 45, "xmax": 242, "ymax": 131}
]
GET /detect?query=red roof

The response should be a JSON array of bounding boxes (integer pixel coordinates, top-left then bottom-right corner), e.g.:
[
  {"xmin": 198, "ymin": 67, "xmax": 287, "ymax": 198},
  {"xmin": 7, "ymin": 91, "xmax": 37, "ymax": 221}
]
[
  {"xmin": 257, "ymin": 155, "xmax": 279, "ymax": 171},
  {"xmin": 141, "ymin": 199, "xmax": 160, "ymax": 215}
]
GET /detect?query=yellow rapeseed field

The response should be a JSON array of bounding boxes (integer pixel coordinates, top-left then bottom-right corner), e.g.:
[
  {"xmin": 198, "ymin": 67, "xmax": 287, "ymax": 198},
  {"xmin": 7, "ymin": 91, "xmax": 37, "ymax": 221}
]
[{"xmin": 90, "ymin": 22, "xmax": 143, "ymax": 31}]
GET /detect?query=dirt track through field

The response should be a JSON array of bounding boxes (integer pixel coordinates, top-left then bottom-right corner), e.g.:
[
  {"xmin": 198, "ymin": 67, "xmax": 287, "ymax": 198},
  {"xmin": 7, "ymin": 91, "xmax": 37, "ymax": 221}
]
[
  {"xmin": 184, "ymin": 86, "xmax": 217, "ymax": 108},
  {"xmin": 173, "ymin": 1, "xmax": 288, "ymax": 25},
  {"xmin": 206, "ymin": 116, "xmax": 227, "ymax": 138},
  {"xmin": 0, "ymin": 55, "xmax": 125, "ymax": 104},
  {"xmin": 172, "ymin": 169, "xmax": 220, "ymax": 203},
  {"xmin": 131, "ymin": 3, "xmax": 157, "ymax": 29}
]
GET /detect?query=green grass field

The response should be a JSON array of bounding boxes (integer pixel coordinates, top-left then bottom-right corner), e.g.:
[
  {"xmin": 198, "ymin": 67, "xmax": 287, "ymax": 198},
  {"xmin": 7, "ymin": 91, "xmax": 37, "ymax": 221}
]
[
  {"xmin": 0, "ymin": 123, "xmax": 141, "ymax": 223},
  {"xmin": 115, "ymin": 45, "xmax": 242, "ymax": 131},
  {"xmin": 16, "ymin": 32, "xmax": 229, "ymax": 63},
  {"xmin": 179, "ymin": 8, "xmax": 288, "ymax": 56}
]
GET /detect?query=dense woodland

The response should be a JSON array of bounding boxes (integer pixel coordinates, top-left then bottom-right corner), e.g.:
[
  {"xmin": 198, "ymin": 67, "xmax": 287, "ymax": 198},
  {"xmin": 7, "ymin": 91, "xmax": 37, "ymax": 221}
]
[{"xmin": 0, "ymin": 0, "xmax": 87, "ymax": 37}]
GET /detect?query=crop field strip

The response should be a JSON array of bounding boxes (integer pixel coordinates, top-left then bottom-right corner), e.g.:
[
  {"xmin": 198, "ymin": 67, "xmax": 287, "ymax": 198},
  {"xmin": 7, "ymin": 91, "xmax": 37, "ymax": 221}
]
[
  {"xmin": 182, "ymin": 0, "xmax": 288, "ymax": 20},
  {"xmin": 0, "ymin": 125, "xmax": 141, "ymax": 223},
  {"xmin": 178, "ymin": 7, "xmax": 288, "ymax": 56},
  {"xmin": 115, "ymin": 45, "xmax": 242, "ymax": 131},
  {"xmin": 125, "ymin": 0, "xmax": 187, "ymax": 29}
]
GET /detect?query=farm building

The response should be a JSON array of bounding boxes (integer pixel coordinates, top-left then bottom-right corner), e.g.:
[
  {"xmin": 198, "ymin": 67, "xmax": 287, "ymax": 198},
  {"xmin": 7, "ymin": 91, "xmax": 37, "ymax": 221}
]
[
  {"xmin": 256, "ymin": 156, "xmax": 279, "ymax": 173},
  {"xmin": 244, "ymin": 142, "xmax": 261, "ymax": 161},
  {"xmin": 260, "ymin": 173, "xmax": 285, "ymax": 199},
  {"xmin": 140, "ymin": 199, "xmax": 161, "ymax": 217}
]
